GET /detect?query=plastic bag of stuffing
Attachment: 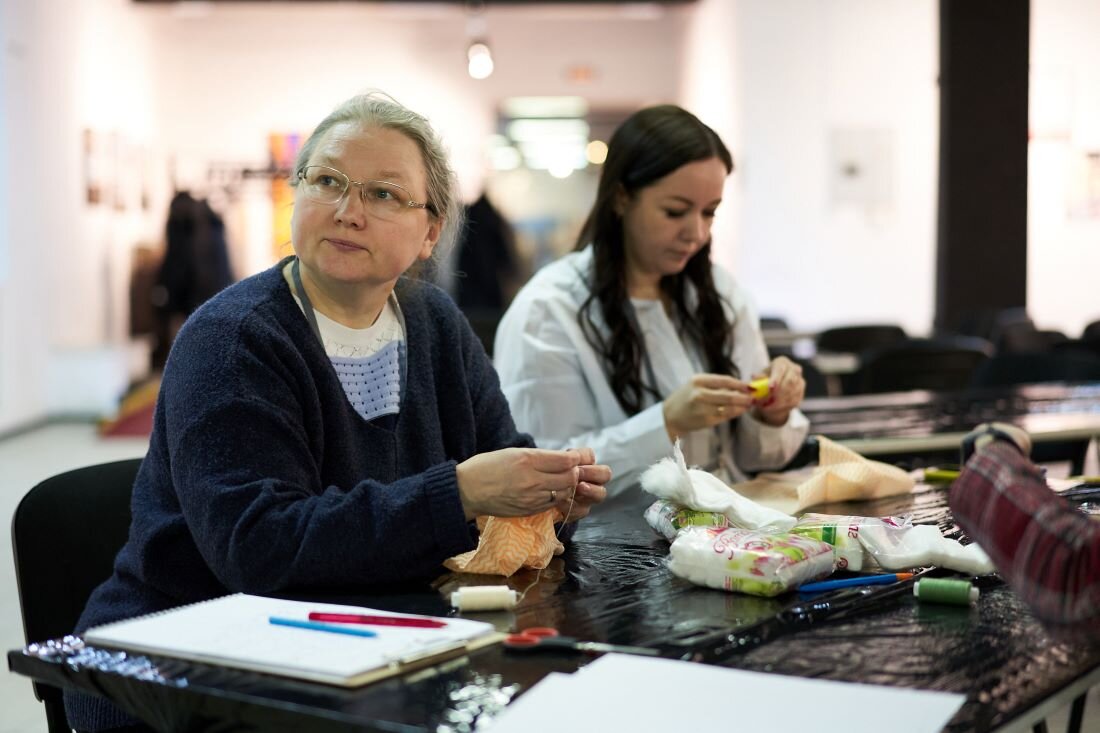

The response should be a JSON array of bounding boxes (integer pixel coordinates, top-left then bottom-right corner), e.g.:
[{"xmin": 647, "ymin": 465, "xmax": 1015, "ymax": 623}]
[
  {"xmin": 668, "ymin": 526, "xmax": 835, "ymax": 597},
  {"xmin": 790, "ymin": 513, "xmax": 912, "ymax": 572},
  {"xmin": 644, "ymin": 499, "xmax": 730, "ymax": 542}
]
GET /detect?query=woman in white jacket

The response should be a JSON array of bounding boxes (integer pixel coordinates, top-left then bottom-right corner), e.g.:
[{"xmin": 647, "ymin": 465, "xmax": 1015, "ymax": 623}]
[{"xmin": 494, "ymin": 105, "xmax": 809, "ymax": 508}]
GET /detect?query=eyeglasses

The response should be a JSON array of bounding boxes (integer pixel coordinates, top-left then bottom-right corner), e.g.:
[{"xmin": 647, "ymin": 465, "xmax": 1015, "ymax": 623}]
[{"xmin": 295, "ymin": 165, "xmax": 435, "ymax": 220}]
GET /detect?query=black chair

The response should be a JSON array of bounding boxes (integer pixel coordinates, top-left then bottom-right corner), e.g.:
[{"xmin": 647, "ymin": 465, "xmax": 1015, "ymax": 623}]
[
  {"xmin": 1055, "ymin": 336, "xmax": 1100, "ymax": 359},
  {"xmin": 791, "ymin": 356, "xmax": 829, "ymax": 399},
  {"xmin": 970, "ymin": 350, "xmax": 1100, "ymax": 388},
  {"xmin": 759, "ymin": 316, "xmax": 790, "ymax": 331},
  {"xmin": 853, "ymin": 336, "xmax": 994, "ymax": 394},
  {"xmin": 995, "ymin": 319, "xmax": 1057, "ymax": 354},
  {"xmin": 971, "ymin": 352, "xmax": 1100, "ymax": 477},
  {"xmin": 815, "ymin": 324, "xmax": 907, "ymax": 354},
  {"xmin": 1083, "ymin": 319, "xmax": 1100, "ymax": 342},
  {"xmin": 12, "ymin": 458, "xmax": 142, "ymax": 733},
  {"xmin": 980, "ymin": 308, "xmax": 1069, "ymax": 354}
]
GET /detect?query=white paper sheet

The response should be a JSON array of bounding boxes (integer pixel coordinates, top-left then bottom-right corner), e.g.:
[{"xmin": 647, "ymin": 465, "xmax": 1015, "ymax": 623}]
[{"xmin": 491, "ymin": 653, "xmax": 965, "ymax": 733}]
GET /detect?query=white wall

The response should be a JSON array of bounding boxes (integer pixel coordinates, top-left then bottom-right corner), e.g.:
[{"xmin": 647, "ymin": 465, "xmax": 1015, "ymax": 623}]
[
  {"xmin": 0, "ymin": 0, "xmax": 688, "ymax": 430},
  {"xmin": 684, "ymin": 0, "xmax": 1100, "ymax": 339},
  {"xmin": 1029, "ymin": 0, "xmax": 1100, "ymax": 338},
  {"xmin": 0, "ymin": 0, "xmax": 162, "ymax": 433},
  {"xmin": 5, "ymin": 0, "xmax": 1097, "ymax": 432},
  {"xmin": 0, "ymin": 0, "xmax": 7, "ymax": 286},
  {"xmin": 1, "ymin": 0, "xmax": 49, "ymax": 432},
  {"xmin": 0, "ymin": 0, "xmax": 19, "ymax": 431},
  {"xmin": 140, "ymin": 2, "xmax": 689, "ymax": 277},
  {"xmin": 682, "ymin": 0, "xmax": 938, "ymax": 335},
  {"xmin": 680, "ymin": 0, "xmax": 740, "ymax": 276}
]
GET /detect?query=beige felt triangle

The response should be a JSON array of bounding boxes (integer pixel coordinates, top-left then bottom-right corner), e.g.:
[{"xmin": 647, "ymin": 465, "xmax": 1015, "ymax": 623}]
[{"xmin": 732, "ymin": 436, "xmax": 915, "ymax": 515}]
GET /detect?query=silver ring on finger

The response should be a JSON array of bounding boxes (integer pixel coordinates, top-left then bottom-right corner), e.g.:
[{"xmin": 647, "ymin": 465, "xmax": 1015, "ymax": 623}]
[
  {"xmin": 716, "ymin": 405, "xmax": 726, "ymax": 417},
  {"xmin": 550, "ymin": 489, "xmax": 557, "ymax": 503}
]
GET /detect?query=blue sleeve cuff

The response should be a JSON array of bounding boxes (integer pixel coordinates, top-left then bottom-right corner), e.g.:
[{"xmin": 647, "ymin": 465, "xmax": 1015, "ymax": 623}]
[{"xmin": 422, "ymin": 461, "xmax": 478, "ymax": 558}]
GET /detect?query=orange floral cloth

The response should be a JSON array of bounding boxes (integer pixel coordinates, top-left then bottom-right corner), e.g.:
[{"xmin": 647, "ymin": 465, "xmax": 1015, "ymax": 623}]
[{"xmin": 444, "ymin": 509, "xmax": 565, "ymax": 576}]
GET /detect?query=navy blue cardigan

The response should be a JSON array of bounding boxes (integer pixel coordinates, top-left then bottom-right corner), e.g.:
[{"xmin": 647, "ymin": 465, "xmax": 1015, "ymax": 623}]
[{"xmin": 67, "ymin": 258, "xmax": 534, "ymax": 730}]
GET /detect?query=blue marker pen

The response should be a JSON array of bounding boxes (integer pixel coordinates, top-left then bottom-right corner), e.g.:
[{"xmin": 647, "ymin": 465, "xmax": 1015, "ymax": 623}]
[
  {"xmin": 797, "ymin": 572, "xmax": 914, "ymax": 594},
  {"xmin": 269, "ymin": 616, "xmax": 378, "ymax": 639}
]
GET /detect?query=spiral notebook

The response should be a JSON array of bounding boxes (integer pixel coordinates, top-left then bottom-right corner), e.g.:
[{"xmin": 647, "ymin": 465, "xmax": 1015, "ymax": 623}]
[{"xmin": 83, "ymin": 593, "xmax": 501, "ymax": 687}]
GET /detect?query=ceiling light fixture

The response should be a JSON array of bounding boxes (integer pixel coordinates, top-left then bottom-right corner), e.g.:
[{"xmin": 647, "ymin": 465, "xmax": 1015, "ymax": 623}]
[
  {"xmin": 465, "ymin": 1, "xmax": 494, "ymax": 80},
  {"xmin": 467, "ymin": 41, "xmax": 494, "ymax": 80}
]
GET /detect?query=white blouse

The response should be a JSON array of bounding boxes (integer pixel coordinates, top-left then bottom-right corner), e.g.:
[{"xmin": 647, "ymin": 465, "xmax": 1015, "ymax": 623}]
[{"xmin": 493, "ymin": 246, "xmax": 809, "ymax": 510}]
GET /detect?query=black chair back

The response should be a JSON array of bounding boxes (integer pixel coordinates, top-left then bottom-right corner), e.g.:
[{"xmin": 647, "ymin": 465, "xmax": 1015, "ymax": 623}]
[
  {"xmin": 791, "ymin": 357, "xmax": 829, "ymax": 399},
  {"xmin": 995, "ymin": 321, "xmax": 1052, "ymax": 353},
  {"xmin": 970, "ymin": 351, "xmax": 1100, "ymax": 474},
  {"xmin": 970, "ymin": 351, "xmax": 1100, "ymax": 388},
  {"xmin": 11, "ymin": 458, "xmax": 142, "ymax": 733},
  {"xmin": 816, "ymin": 324, "xmax": 907, "ymax": 354},
  {"xmin": 1055, "ymin": 336, "xmax": 1100, "ymax": 359},
  {"xmin": 854, "ymin": 336, "xmax": 993, "ymax": 394}
]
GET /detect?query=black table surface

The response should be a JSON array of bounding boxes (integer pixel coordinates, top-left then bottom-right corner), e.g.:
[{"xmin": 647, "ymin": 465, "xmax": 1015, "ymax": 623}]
[
  {"xmin": 801, "ymin": 382, "xmax": 1100, "ymax": 441},
  {"xmin": 10, "ymin": 485, "xmax": 1100, "ymax": 733}
]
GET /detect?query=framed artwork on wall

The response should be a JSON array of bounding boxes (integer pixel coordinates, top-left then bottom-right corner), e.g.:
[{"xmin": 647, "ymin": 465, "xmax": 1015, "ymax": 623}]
[{"xmin": 269, "ymin": 132, "xmax": 301, "ymax": 260}]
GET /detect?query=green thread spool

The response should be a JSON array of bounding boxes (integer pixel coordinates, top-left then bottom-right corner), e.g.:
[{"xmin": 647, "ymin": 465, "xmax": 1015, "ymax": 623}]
[{"xmin": 913, "ymin": 578, "xmax": 978, "ymax": 606}]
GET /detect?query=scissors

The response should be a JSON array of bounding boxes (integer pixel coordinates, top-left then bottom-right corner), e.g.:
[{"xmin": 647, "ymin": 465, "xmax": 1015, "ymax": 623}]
[{"xmin": 503, "ymin": 627, "xmax": 659, "ymax": 657}]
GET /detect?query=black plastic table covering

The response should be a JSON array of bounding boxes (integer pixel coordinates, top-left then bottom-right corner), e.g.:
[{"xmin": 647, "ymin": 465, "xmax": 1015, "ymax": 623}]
[
  {"xmin": 9, "ymin": 484, "xmax": 1100, "ymax": 733},
  {"xmin": 798, "ymin": 382, "xmax": 1100, "ymax": 471},
  {"xmin": 801, "ymin": 382, "xmax": 1100, "ymax": 441}
]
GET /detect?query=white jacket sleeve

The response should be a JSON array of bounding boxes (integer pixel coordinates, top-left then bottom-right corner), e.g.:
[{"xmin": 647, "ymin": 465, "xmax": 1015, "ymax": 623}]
[
  {"xmin": 495, "ymin": 294, "xmax": 674, "ymax": 499},
  {"xmin": 735, "ymin": 410, "xmax": 810, "ymax": 472},
  {"xmin": 721, "ymin": 274, "xmax": 810, "ymax": 471}
]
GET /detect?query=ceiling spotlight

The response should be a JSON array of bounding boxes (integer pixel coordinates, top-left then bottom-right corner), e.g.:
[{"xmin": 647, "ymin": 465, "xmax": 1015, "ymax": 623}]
[
  {"xmin": 465, "ymin": 1, "xmax": 494, "ymax": 80},
  {"xmin": 467, "ymin": 41, "xmax": 494, "ymax": 80}
]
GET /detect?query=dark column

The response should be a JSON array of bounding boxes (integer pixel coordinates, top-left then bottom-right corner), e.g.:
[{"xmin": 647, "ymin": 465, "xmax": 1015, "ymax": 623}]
[{"xmin": 935, "ymin": 0, "xmax": 1030, "ymax": 334}]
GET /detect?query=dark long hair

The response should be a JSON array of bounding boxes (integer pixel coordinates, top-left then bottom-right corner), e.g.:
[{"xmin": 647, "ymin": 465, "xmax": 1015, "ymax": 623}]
[{"xmin": 575, "ymin": 105, "xmax": 736, "ymax": 415}]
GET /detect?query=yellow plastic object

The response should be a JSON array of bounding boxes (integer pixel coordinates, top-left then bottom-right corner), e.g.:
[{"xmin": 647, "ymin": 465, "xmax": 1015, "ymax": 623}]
[{"xmin": 749, "ymin": 377, "xmax": 770, "ymax": 400}]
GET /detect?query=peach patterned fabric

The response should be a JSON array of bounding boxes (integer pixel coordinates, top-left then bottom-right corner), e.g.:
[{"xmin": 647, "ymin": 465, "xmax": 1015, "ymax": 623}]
[{"xmin": 444, "ymin": 510, "xmax": 565, "ymax": 576}]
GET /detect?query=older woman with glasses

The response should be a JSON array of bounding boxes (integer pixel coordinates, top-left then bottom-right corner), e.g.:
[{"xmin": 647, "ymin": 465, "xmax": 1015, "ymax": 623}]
[{"xmin": 65, "ymin": 93, "xmax": 609, "ymax": 733}]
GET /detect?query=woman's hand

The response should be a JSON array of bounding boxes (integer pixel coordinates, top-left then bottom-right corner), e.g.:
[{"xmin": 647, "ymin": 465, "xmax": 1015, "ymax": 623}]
[
  {"xmin": 557, "ymin": 451, "xmax": 610, "ymax": 523},
  {"xmin": 662, "ymin": 374, "xmax": 754, "ymax": 441},
  {"xmin": 961, "ymin": 422, "xmax": 1032, "ymax": 464},
  {"xmin": 752, "ymin": 356, "xmax": 806, "ymax": 427},
  {"xmin": 456, "ymin": 447, "xmax": 610, "ymax": 520}
]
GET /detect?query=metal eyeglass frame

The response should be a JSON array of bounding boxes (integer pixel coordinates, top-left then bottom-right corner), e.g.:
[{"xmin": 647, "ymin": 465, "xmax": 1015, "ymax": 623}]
[{"xmin": 296, "ymin": 165, "xmax": 436, "ymax": 215}]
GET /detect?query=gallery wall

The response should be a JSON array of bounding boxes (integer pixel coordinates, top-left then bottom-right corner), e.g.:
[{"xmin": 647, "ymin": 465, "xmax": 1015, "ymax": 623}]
[
  {"xmin": 683, "ymin": 0, "xmax": 939, "ymax": 335},
  {"xmin": 0, "ymin": 0, "xmax": 688, "ymax": 430},
  {"xmin": 1, "ymin": 0, "xmax": 163, "ymax": 432},
  {"xmin": 683, "ymin": 0, "xmax": 1100, "ymax": 338},
  {"xmin": 1028, "ymin": 0, "xmax": 1100, "ymax": 338},
  {"xmin": 2, "ymin": 0, "xmax": 1098, "ymax": 432}
]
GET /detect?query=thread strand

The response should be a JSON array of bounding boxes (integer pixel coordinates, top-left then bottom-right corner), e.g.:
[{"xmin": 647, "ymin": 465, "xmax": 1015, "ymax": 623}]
[{"xmin": 517, "ymin": 487, "xmax": 578, "ymax": 603}]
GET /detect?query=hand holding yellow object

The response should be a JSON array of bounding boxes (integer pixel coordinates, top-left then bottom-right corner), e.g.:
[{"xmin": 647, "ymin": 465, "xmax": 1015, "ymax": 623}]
[
  {"xmin": 751, "ymin": 356, "xmax": 806, "ymax": 427},
  {"xmin": 749, "ymin": 377, "xmax": 771, "ymax": 401}
]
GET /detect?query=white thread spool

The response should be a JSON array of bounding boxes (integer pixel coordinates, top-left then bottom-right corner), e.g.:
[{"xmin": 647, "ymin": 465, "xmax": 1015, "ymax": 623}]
[{"xmin": 450, "ymin": 585, "xmax": 518, "ymax": 612}]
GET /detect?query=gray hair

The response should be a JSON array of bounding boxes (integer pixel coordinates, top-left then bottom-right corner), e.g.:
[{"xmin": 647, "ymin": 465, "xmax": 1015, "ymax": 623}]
[{"xmin": 291, "ymin": 92, "xmax": 463, "ymax": 254}]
